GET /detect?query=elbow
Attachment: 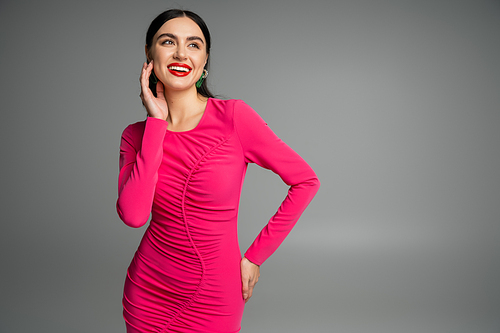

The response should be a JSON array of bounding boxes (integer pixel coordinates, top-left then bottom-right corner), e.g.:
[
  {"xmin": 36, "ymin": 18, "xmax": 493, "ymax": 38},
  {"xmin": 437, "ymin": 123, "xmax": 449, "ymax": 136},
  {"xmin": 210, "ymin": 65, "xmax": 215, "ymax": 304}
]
[
  {"xmin": 305, "ymin": 174, "xmax": 320, "ymax": 191},
  {"xmin": 315, "ymin": 177, "xmax": 321, "ymax": 190},
  {"xmin": 311, "ymin": 175, "xmax": 320, "ymax": 188},
  {"xmin": 123, "ymin": 218, "xmax": 147, "ymax": 229},
  {"xmin": 289, "ymin": 174, "xmax": 321, "ymax": 193},
  {"xmin": 310, "ymin": 176, "xmax": 321, "ymax": 195},
  {"xmin": 116, "ymin": 201, "xmax": 148, "ymax": 228},
  {"xmin": 289, "ymin": 175, "xmax": 320, "ymax": 201},
  {"xmin": 302, "ymin": 175, "xmax": 320, "ymax": 200}
]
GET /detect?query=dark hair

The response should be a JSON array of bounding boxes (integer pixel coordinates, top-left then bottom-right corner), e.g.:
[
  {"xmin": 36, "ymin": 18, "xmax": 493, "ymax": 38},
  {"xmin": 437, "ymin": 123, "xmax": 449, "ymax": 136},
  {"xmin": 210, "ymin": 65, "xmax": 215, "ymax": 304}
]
[{"xmin": 145, "ymin": 9, "xmax": 214, "ymax": 98}]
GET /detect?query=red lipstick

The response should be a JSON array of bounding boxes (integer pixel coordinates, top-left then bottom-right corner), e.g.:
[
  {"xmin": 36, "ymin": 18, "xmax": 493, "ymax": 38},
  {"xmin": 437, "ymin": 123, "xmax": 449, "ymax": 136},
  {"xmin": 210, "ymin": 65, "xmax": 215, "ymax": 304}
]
[{"xmin": 167, "ymin": 63, "xmax": 192, "ymax": 77}]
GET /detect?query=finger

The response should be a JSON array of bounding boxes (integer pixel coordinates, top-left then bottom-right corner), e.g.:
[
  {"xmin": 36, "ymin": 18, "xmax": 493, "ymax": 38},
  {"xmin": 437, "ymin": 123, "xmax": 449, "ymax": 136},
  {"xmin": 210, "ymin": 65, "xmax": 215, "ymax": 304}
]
[
  {"xmin": 139, "ymin": 63, "xmax": 148, "ymax": 95},
  {"xmin": 242, "ymin": 276, "xmax": 249, "ymax": 300},
  {"xmin": 140, "ymin": 62, "xmax": 153, "ymax": 87},
  {"xmin": 140, "ymin": 62, "xmax": 152, "ymax": 90},
  {"xmin": 140, "ymin": 62, "xmax": 155, "ymax": 104},
  {"xmin": 139, "ymin": 62, "xmax": 148, "ymax": 84},
  {"xmin": 156, "ymin": 80, "xmax": 165, "ymax": 99},
  {"xmin": 244, "ymin": 281, "xmax": 254, "ymax": 303},
  {"xmin": 247, "ymin": 285, "xmax": 253, "ymax": 299},
  {"xmin": 247, "ymin": 279, "xmax": 255, "ymax": 298}
]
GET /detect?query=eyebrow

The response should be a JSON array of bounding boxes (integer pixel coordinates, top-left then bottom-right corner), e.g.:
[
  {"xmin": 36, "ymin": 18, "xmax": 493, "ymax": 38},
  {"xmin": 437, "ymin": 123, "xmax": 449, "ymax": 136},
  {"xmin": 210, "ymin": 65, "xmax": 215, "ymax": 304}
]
[{"xmin": 156, "ymin": 33, "xmax": 204, "ymax": 44}]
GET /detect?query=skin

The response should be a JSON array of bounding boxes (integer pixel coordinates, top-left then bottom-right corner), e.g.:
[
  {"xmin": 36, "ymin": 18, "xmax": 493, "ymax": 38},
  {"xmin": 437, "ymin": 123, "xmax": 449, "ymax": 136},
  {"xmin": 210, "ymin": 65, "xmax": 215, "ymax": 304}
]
[{"xmin": 139, "ymin": 16, "xmax": 261, "ymax": 302}]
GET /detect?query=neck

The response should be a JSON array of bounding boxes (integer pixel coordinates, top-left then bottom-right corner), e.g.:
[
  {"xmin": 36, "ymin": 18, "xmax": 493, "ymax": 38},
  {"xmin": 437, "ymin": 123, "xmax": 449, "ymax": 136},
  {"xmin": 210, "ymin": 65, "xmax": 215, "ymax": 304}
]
[
  {"xmin": 164, "ymin": 86, "xmax": 208, "ymax": 128},
  {"xmin": 165, "ymin": 86, "xmax": 206, "ymax": 117}
]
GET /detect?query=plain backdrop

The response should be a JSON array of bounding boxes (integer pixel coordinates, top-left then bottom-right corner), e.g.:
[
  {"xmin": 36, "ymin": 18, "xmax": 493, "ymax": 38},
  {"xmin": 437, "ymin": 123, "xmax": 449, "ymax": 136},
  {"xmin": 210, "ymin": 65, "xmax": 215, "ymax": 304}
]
[{"xmin": 1, "ymin": 0, "xmax": 499, "ymax": 332}]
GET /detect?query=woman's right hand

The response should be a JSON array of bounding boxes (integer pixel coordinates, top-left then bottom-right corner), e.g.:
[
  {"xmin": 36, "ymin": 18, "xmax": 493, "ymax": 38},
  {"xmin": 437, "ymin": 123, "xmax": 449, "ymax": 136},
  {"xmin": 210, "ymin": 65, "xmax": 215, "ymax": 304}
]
[{"xmin": 140, "ymin": 61, "xmax": 169, "ymax": 120}]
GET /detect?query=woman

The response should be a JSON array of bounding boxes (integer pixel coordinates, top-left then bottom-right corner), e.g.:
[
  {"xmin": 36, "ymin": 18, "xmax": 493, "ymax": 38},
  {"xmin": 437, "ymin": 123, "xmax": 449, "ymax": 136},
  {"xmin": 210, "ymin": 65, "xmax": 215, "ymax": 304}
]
[{"xmin": 117, "ymin": 9, "xmax": 320, "ymax": 333}]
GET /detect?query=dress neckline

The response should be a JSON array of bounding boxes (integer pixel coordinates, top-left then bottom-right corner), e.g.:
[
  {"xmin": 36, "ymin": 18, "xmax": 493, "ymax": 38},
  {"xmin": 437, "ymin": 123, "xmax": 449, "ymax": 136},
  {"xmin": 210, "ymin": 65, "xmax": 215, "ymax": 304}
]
[{"xmin": 165, "ymin": 97, "xmax": 211, "ymax": 134}]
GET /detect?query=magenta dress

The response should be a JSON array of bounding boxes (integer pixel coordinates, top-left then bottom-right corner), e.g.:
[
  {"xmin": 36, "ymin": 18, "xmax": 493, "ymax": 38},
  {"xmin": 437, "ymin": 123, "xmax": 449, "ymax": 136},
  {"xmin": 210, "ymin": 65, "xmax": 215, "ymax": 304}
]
[{"xmin": 116, "ymin": 99, "xmax": 320, "ymax": 333}]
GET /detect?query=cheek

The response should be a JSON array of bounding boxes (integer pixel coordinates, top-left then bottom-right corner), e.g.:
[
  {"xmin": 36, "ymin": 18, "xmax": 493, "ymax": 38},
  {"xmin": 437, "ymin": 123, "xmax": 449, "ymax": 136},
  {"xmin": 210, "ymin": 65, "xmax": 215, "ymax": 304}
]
[
  {"xmin": 152, "ymin": 51, "xmax": 165, "ymax": 62},
  {"xmin": 194, "ymin": 51, "xmax": 208, "ymax": 67},
  {"xmin": 152, "ymin": 53, "xmax": 170, "ymax": 78},
  {"xmin": 150, "ymin": 48, "xmax": 171, "ymax": 63},
  {"xmin": 195, "ymin": 58, "xmax": 207, "ymax": 77}
]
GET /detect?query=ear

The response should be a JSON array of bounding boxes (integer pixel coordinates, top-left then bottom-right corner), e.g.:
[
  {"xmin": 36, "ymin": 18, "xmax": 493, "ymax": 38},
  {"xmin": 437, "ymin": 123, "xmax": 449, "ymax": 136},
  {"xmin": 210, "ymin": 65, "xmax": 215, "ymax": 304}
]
[{"xmin": 204, "ymin": 54, "xmax": 209, "ymax": 67}]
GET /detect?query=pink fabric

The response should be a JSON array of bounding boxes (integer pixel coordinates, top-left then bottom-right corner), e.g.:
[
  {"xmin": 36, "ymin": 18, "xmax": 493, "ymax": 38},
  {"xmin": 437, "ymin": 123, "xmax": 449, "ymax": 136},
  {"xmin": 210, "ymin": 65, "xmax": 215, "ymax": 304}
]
[{"xmin": 117, "ymin": 99, "xmax": 320, "ymax": 332}]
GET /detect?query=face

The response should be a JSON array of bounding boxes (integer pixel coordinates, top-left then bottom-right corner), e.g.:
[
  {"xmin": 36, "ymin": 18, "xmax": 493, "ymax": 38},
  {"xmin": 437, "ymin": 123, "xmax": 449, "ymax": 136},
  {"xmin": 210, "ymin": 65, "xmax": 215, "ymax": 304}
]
[{"xmin": 147, "ymin": 17, "xmax": 208, "ymax": 92}]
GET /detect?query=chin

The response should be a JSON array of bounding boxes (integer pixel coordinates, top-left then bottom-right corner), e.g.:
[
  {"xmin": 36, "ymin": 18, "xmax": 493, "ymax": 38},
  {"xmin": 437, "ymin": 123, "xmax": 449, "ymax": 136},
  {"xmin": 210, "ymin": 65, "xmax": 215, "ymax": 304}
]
[{"xmin": 164, "ymin": 81, "xmax": 195, "ymax": 91}]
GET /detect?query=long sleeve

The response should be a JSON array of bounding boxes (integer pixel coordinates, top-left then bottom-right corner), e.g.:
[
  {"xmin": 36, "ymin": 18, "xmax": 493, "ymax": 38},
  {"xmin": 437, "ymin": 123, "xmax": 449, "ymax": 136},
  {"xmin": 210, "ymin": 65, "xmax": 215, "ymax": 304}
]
[
  {"xmin": 233, "ymin": 100, "xmax": 320, "ymax": 265},
  {"xmin": 116, "ymin": 117, "xmax": 168, "ymax": 228}
]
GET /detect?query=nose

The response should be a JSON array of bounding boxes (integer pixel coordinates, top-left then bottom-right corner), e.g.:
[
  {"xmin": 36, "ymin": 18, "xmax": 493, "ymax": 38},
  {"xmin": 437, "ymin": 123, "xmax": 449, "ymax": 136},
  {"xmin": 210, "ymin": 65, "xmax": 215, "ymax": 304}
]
[{"xmin": 174, "ymin": 44, "xmax": 187, "ymax": 60}]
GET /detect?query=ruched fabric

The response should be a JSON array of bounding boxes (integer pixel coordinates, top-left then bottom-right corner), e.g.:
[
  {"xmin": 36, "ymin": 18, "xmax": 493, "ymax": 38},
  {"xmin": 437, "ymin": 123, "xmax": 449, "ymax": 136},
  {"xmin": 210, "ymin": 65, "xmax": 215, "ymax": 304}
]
[{"xmin": 117, "ymin": 99, "xmax": 320, "ymax": 332}]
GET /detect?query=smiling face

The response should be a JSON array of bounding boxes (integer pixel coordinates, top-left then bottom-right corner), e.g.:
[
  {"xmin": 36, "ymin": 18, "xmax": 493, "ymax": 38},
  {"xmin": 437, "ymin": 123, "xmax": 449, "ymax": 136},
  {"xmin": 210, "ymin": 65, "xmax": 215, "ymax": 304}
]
[{"xmin": 146, "ymin": 16, "xmax": 208, "ymax": 92}]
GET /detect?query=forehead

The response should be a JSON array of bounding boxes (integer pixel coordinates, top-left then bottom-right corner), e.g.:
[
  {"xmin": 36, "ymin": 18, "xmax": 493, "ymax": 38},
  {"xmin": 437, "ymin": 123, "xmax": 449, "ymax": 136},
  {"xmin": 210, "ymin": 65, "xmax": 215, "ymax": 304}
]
[{"xmin": 155, "ymin": 17, "xmax": 205, "ymax": 41}]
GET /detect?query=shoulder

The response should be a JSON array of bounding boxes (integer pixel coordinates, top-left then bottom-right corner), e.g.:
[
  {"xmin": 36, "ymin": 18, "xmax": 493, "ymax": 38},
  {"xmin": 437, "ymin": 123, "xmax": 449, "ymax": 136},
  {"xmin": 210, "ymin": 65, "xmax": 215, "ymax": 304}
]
[
  {"xmin": 231, "ymin": 99, "xmax": 267, "ymax": 127},
  {"xmin": 122, "ymin": 119, "xmax": 146, "ymax": 137},
  {"xmin": 209, "ymin": 98, "xmax": 262, "ymax": 121},
  {"xmin": 208, "ymin": 97, "xmax": 238, "ymax": 114},
  {"xmin": 209, "ymin": 97, "xmax": 253, "ymax": 110},
  {"xmin": 120, "ymin": 119, "xmax": 146, "ymax": 148}
]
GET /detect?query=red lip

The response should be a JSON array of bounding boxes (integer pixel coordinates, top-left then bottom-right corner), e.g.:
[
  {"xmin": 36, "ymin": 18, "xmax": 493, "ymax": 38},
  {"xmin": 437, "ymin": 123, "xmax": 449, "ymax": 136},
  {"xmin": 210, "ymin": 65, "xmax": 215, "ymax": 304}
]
[{"xmin": 167, "ymin": 63, "xmax": 192, "ymax": 77}]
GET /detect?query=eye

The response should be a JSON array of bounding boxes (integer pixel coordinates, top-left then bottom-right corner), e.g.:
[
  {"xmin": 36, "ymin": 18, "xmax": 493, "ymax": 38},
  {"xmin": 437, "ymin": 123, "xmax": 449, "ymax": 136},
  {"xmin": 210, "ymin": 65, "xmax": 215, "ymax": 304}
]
[
  {"xmin": 189, "ymin": 43, "xmax": 200, "ymax": 49},
  {"xmin": 162, "ymin": 39, "xmax": 174, "ymax": 45}
]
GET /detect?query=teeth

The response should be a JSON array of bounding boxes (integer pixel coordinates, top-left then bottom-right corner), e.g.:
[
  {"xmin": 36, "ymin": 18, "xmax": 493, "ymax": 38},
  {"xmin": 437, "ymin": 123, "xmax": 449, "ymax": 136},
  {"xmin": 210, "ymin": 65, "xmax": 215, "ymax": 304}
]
[{"xmin": 168, "ymin": 66, "xmax": 190, "ymax": 72}]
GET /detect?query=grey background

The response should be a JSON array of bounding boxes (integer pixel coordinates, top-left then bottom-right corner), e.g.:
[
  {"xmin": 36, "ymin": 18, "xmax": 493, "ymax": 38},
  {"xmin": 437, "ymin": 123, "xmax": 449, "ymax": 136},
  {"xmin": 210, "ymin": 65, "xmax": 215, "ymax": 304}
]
[{"xmin": 1, "ymin": 0, "xmax": 499, "ymax": 332}]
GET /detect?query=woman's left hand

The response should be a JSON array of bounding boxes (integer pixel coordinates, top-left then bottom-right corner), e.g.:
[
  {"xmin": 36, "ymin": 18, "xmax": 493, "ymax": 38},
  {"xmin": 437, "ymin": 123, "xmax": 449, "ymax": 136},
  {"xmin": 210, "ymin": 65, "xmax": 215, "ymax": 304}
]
[{"xmin": 241, "ymin": 257, "xmax": 260, "ymax": 303}]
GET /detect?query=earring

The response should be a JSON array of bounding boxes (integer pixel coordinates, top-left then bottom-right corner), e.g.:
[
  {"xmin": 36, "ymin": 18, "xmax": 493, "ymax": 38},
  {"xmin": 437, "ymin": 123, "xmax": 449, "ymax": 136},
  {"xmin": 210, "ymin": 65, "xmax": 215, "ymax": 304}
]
[{"xmin": 196, "ymin": 69, "xmax": 208, "ymax": 88}]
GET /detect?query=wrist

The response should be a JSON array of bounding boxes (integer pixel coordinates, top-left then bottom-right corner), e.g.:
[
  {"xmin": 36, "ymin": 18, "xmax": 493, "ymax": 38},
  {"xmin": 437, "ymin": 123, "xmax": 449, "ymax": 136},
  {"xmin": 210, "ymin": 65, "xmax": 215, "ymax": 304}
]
[{"xmin": 243, "ymin": 256, "xmax": 260, "ymax": 267}]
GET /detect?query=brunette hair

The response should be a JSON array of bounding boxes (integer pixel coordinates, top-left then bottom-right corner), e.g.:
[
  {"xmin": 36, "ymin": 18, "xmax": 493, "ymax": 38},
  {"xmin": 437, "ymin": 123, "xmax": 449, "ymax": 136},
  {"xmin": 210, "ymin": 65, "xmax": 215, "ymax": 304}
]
[{"xmin": 145, "ymin": 9, "xmax": 214, "ymax": 98}]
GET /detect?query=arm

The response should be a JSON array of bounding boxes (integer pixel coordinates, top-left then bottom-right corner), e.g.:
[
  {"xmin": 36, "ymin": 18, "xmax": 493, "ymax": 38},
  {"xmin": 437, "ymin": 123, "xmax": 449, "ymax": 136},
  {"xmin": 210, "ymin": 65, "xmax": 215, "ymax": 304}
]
[
  {"xmin": 233, "ymin": 100, "xmax": 321, "ymax": 266},
  {"xmin": 116, "ymin": 118, "xmax": 168, "ymax": 228},
  {"xmin": 116, "ymin": 61, "xmax": 170, "ymax": 228}
]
